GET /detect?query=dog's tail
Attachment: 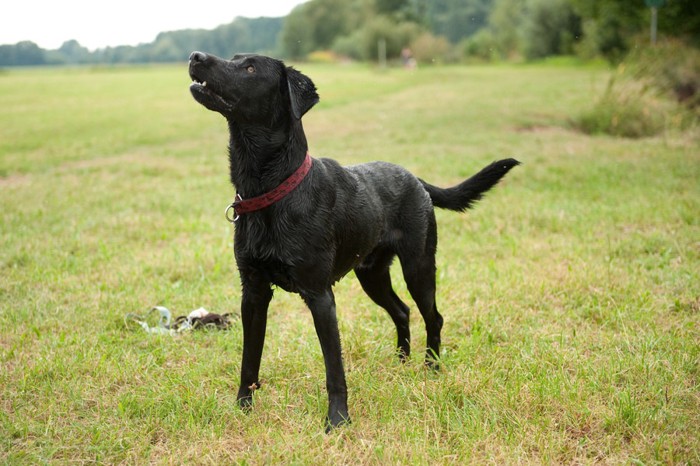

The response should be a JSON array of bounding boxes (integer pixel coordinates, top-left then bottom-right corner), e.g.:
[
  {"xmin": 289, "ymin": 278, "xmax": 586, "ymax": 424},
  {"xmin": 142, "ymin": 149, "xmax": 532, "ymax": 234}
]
[{"xmin": 420, "ymin": 158, "xmax": 520, "ymax": 212}]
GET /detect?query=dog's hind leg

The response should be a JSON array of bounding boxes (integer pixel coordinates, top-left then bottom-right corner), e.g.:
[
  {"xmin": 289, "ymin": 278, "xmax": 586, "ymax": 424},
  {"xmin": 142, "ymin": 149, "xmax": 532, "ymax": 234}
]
[
  {"xmin": 303, "ymin": 289, "xmax": 351, "ymax": 431},
  {"xmin": 354, "ymin": 250, "xmax": 411, "ymax": 360},
  {"xmin": 401, "ymin": 260, "xmax": 443, "ymax": 368},
  {"xmin": 237, "ymin": 276, "xmax": 273, "ymax": 409},
  {"xmin": 399, "ymin": 218, "xmax": 444, "ymax": 369}
]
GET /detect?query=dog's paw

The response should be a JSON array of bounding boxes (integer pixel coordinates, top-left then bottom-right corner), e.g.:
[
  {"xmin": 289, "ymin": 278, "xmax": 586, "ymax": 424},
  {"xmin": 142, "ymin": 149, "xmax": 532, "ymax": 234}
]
[
  {"xmin": 424, "ymin": 355, "xmax": 441, "ymax": 371},
  {"xmin": 397, "ymin": 345, "xmax": 411, "ymax": 362},
  {"xmin": 237, "ymin": 395, "xmax": 254, "ymax": 411},
  {"xmin": 425, "ymin": 361, "xmax": 441, "ymax": 371},
  {"xmin": 325, "ymin": 413, "xmax": 351, "ymax": 433},
  {"xmin": 236, "ymin": 380, "xmax": 262, "ymax": 411},
  {"xmin": 237, "ymin": 381, "xmax": 261, "ymax": 411}
]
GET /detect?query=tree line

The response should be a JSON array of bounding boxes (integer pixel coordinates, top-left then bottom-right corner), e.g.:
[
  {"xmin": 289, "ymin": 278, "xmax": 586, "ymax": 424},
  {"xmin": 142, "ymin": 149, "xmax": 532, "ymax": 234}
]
[
  {"xmin": 282, "ymin": 0, "xmax": 698, "ymax": 63},
  {"xmin": 1, "ymin": 0, "xmax": 698, "ymax": 67},
  {"xmin": 0, "ymin": 17, "xmax": 283, "ymax": 67}
]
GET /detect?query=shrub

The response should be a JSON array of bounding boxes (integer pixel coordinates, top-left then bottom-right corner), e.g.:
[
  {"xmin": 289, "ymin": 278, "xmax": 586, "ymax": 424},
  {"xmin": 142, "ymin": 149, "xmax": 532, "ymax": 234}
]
[
  {"xmin": 307, "ymin": 50, "xmax": 340, "ymax": 64},
  {"xmin": 331, "ymin": 17, "xmax": 422, "ymax": 63},
  {"xmin": 462, "ymin": 29, "xmax": 499, "ymax": 62},
  {"xmin": 363, "ymin": 17, "xmax": 422, "ymax": 61},
  {"xmin": 332, "ymin": 30, "xmax": 366, "ymax": 61},
  {"xmin": 574, "ymin": 75, "xmax": 667, "ymax": 138},
  {"xmin": 574, "ymin": 40, "xmax": 699, "ymax": 138},
  {"xmin": 409, "ymin": 33, "xmax": 451, "ymax": 65},
  {"xmin": 628, "ymin": 39, "xmax": 700, "ymax": 111}
]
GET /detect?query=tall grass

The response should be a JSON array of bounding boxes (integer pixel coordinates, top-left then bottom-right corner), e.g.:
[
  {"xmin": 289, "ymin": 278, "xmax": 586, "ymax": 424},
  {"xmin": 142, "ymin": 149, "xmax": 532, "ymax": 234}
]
[
  {"xmin": 1, "ymin": 62, "xmax": 698, "ymax": 464},
  {"xmin": 574, "ymin": 40, "xmax": 700, "ymax": 138},
  {"xmin": 574, "ymin": 71, "xmax": 668, "ymax": 138}
]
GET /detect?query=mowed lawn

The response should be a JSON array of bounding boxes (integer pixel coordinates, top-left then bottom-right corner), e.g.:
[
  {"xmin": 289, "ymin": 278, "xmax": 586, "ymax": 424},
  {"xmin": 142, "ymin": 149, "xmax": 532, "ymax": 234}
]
[{"xmin": 1, "ymin": 61, "xmax": 698, "ymax": 464}]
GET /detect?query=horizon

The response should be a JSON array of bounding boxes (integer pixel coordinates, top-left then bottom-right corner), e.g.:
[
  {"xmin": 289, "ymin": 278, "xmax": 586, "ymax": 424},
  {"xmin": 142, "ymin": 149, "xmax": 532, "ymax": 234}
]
[{"xmin": 0, "ymin": 0, "xmax": 306, "ymax": 51}]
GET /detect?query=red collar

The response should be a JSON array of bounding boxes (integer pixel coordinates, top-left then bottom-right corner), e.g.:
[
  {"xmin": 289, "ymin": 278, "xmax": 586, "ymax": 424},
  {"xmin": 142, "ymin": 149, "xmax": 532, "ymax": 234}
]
[{"xmin": 225, "ymin": 152, "xmax": 313, "ymax": 222}]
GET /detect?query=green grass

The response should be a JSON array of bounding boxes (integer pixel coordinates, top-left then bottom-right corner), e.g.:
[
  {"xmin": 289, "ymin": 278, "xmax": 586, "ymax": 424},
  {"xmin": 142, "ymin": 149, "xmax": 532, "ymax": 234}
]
[{"xmin": 1, "ymin": 62, "xmax": 699, "ymax": 464}]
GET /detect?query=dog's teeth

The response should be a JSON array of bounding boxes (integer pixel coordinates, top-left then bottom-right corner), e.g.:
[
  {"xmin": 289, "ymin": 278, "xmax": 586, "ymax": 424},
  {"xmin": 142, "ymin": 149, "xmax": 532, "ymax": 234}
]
[{"xmin": 202, "ymin": 81, "xmax": 207, "ymax": 87}]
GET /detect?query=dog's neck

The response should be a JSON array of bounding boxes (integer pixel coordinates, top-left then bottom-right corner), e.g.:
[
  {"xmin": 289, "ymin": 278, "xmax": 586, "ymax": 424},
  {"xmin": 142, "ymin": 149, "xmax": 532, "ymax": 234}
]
[{"xmin": 227, "ymin": 120, "xmax": 308, "ymax": 198}]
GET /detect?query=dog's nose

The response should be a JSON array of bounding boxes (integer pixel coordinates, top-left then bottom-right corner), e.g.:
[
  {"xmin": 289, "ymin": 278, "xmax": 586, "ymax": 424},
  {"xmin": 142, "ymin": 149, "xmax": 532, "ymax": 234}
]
[{"xmin": 189, "ymin": 51, "xmax": 207, "ymax": 63}]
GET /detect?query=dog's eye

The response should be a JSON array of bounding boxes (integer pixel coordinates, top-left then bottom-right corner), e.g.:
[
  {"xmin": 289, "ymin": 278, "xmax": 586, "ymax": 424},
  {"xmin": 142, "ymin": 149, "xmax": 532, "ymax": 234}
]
[{"xmin": 246, "ymin": 65, "xmax": 255, "ymax": 74}]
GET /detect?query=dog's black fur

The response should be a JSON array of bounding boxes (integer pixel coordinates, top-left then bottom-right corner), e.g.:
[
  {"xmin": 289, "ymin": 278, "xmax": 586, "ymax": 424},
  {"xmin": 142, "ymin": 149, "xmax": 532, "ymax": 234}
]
[{"xmin": 188, "ymin": 51, "xmax": 519, "ymax": 430}]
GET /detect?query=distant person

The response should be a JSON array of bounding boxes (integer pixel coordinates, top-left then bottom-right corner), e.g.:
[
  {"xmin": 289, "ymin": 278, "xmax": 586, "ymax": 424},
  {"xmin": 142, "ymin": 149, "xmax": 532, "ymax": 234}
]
[{"xmin": 401, "ymin": 47, "xmax": 416, "ymax": 69}]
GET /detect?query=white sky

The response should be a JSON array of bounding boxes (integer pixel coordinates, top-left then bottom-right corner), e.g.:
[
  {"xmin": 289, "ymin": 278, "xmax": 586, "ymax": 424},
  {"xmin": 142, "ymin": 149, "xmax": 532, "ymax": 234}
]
[{"xmin": 1, "ymin": 1, "xmax": 307, "ymax": 50}]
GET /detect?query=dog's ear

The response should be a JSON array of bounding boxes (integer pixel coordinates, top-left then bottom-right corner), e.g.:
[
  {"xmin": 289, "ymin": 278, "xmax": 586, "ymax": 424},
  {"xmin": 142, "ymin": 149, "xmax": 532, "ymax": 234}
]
[{"xmin": 286, "ymin": 67, "xmax": 319, "ymax": 120}]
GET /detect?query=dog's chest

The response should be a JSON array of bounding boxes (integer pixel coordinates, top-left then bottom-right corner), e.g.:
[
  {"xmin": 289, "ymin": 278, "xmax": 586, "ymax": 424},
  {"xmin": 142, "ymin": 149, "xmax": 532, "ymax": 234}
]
[
  {"xmin": 234, "ymin": 219, "xmax": 326, "ymax": 292},
  {"xmin": 236, "ymin": 222, "xmax": 299, "ymax": 261},
  {"xmin": 233, "ymin": 210, "xmax": 379, "ymax": 293}
]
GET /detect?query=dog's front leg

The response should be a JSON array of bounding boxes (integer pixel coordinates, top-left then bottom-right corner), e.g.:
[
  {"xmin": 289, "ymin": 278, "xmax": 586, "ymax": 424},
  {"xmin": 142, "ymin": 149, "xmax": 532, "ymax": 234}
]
[
  {"xmin": 237, "ymin": 277, "xmax": 273, "ymax": 409},
  {"xmin": 303, "ymin": 289, "xmax": 350, "ymax": 432}
]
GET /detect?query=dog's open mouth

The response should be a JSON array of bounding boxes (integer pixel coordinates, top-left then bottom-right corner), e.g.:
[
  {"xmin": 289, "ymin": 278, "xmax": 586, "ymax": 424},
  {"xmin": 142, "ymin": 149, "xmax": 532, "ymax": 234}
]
[
  {"xmin": 189, "ymin": 73, "xmax": 236, "ymax": 112},
  {"xmin": 188, "ymin": 61, "xmax": 216, "ymax": 95},
  {"xmin": 189, "ymin": 71, "xmax": 209, "ymax": 93}
]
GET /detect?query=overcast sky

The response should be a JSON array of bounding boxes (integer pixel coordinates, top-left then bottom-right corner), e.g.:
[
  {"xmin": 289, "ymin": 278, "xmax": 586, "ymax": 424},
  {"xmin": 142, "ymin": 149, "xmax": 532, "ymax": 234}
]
[{"xmin": 1, "ymin": 0, "xmax": 307, "ymax": 50}]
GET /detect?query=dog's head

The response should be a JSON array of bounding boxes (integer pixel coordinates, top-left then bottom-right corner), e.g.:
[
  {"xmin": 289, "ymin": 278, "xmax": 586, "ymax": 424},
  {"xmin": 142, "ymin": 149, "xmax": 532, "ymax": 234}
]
[{"xmin": 188, "ymin": 52, "xmax": 319, "ymax": 124}]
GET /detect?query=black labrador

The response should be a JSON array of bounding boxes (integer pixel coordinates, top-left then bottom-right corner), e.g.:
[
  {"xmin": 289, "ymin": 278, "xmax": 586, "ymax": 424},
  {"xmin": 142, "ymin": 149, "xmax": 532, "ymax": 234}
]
[{"xmin": 188, "ymin": 51, "xmax": 519, "ymax": 430}]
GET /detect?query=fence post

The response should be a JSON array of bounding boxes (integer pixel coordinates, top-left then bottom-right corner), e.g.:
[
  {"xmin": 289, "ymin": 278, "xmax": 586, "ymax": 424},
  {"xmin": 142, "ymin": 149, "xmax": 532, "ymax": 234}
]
[{"xmin": 378, "ymin": 38, "xmax": 387, "ymax": 69}]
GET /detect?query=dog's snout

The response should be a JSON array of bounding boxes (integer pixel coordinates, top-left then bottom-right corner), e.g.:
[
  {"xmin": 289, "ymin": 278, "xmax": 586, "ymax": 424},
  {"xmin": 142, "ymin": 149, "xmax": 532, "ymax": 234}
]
[{"xmin": 189, "ymin": 51, "xmax": 208, "ymax": 63}]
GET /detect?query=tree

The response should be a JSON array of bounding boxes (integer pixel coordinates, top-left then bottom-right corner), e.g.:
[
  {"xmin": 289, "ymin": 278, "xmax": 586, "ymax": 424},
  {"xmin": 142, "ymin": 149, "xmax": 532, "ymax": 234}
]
[
  {"xmin": 521, "ymin": 0, "xmax": 581, "ymax": 59},
  {"xmin": 376, "ymin": 0, "xmax": 418, "ymax": 20},
  {"xmin": 376, "ymin": 0, "xmax": 409, "ymax": 14},
  {"xmin": 487, "ymin": 0, "xmax": 526, "ymax": 58},
  {"xmin": 567, "ymin": 0, "xmax": 700, "ymax": 62},
  {"xmin": 427, "ymin": 0, "xmax": 494, "ymax": 43},
  {"xmin": 306, "ymin": 0, "xmax": 356, "ymax": 49},
  {"xmin": 570, "ymin": 0, "xmax": 643, "ymax": 61},
  {"xmin": 0, "ymin": 41, "xmax": 45, "ymax": 66},
  {"xmin": 57, "ymin": 40, "xmax": 91, "ymax": 64},
  {"xmin": 280, "ymin": 4, "xmax": 315, "ymax": 59},
  {"xmin": 658, "ymin": 0, "xmax": 700, "ymax": 46},
  {"xmin": 362, "ymin": 16, "xmax": 422, "ymax": 60}
]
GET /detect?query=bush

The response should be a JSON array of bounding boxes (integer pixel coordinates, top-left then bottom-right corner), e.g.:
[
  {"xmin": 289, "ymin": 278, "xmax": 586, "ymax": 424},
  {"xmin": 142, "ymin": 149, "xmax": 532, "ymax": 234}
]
[
  {"xmin": 573, "ymin": 40, "xmax": 700, "ymax": 138},
  {"xmin": 462, "ymin": 29, "xmax": 499, "ymax": 62},
  {"xmin": 573, "ymin": 66, "xmax": 681, "ymax": 138},
  {"xmin": 307, "ymin": 50, "xmax": 340, "ymax": 63},
  {"xmin": 574, "ymin": 76, "xmax": 666, "ymax": 138},
  {"xmin": 363, "ymin": 17, "xmax": 422, "ymax": 61},
  {"xmin": 409, "ymin": 33, "xmax": 451, "ymax": 65},
  {"xmin": 628, "ymin": 39, "xmax": 700, "ymax": 111},
  {"xmin": 332, "ymin": 16, "xmax": 422, "ymax": 63},
  {"xmin": 332, "ymin": 30, "xmax": 366, "ymax": 61}
]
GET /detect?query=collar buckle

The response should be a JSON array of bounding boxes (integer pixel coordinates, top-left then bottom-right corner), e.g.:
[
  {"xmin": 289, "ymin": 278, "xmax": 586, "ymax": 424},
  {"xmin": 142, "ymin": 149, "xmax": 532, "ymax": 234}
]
[{"xmin": 225, "ymin": 194, "xmax": 243, "ymax": 223}]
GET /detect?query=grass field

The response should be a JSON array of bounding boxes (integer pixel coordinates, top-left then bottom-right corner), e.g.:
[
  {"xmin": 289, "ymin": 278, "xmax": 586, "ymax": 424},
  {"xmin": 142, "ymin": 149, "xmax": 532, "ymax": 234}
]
[{"xmin": 1, "ymin": 61, "xmax": 698, "ymax": 464}]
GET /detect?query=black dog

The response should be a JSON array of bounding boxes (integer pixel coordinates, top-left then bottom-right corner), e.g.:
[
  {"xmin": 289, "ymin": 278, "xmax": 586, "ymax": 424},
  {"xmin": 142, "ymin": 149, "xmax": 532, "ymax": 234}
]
[{"xmin": 188, "ymin": 51, "xmax": 519, "ymax": 430}]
